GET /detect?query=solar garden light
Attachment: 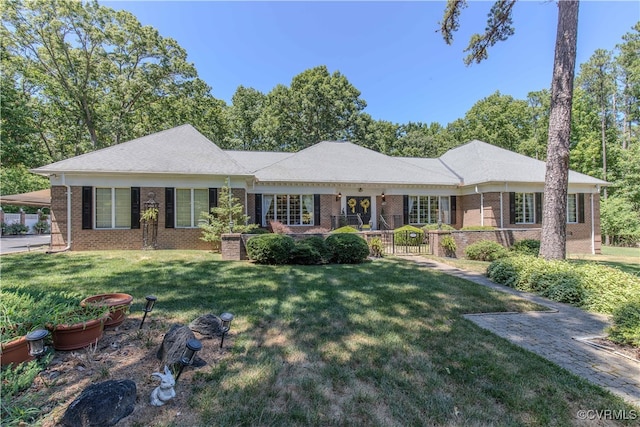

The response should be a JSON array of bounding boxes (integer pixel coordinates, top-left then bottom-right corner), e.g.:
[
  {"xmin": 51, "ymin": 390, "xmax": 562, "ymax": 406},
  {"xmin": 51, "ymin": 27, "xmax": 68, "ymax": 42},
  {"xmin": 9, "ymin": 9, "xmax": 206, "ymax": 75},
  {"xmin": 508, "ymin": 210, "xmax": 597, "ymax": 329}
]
[
  {"xmin": 139, "ymin": 295, "xmax": 157, "ymax": 329},
  {"xmin": 219, "ymin": 312, "xmax": 234, "ymax": 349},
  {"xmin": 175, "ymin": 338, "xmax": 202, "ymax": 381},
  {"xmin": 26, "ymin": 329, "xmax": 49, "ymax": 358}
]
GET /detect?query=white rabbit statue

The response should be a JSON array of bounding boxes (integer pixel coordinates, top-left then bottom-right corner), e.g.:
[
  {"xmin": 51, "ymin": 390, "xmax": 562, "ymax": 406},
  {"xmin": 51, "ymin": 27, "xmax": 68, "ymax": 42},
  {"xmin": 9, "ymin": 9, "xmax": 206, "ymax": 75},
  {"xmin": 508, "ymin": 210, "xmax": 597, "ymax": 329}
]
[{"xmin": 150, "ymin": 365, "xmax": 176, "ymax": 406}]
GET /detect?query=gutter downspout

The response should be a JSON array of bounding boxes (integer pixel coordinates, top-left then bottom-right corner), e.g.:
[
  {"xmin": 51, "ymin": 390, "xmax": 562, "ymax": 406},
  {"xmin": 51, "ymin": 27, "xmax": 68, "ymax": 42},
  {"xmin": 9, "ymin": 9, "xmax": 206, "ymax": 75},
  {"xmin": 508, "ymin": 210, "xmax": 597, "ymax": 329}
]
[
  {"xmin": 475, "ymin": 185, "xmax": 484, "ymax": 227},
  {"xmin": 47, "ymin": 174, "xmax": 71, "ymax": 253},
  {"xmin": 591, "ymin": 186, "xmax": 598, "ymax": 255}
]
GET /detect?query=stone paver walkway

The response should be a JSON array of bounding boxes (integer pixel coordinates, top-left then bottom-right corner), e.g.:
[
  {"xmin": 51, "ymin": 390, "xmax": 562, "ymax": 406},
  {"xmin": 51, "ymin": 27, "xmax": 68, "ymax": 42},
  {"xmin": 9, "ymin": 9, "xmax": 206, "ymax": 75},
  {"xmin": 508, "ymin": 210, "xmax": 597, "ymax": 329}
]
[{"xmin": 399, "ymin": 255, "xmax": 640, "ymax": 408}]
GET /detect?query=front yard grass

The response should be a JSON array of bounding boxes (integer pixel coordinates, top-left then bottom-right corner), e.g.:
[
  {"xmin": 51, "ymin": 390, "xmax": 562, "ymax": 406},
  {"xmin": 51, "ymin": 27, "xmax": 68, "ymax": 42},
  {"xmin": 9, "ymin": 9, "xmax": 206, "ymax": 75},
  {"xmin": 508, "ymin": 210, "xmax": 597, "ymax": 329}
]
[{"xmin": 2, "ymin": 251, "xmax": 637, "ymax": 425}]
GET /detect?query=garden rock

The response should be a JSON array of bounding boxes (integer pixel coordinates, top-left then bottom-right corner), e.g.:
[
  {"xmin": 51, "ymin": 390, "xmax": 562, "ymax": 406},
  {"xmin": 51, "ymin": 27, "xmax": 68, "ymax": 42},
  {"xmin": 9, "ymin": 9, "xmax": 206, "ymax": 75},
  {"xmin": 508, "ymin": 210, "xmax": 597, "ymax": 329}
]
[
  {"xmin": 60, "ymin": 379, "xmax": 136, "ymax": 427},
  {"xmin": 157, "ymin": 324, "xmax": 206, "ymax": 367},
  {"xmin": 189, "ymin": 313, "xmax": 224, "ymax": 337}
]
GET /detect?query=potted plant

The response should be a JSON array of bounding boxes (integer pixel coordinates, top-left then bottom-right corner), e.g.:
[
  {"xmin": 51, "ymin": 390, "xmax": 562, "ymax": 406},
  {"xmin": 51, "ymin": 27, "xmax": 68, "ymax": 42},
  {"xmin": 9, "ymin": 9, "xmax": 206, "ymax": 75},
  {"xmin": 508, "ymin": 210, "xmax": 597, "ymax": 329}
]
[
  {"xmin": 0, "ymin": 290, "xmax": 46, "ymax": 366},
  {"xmin": 80, "ymin": 293, "xmax": 133, "ymax": 328},
  {"xmin": 46, "ymin": 293, "xmax": 109, "ymax": 351}
]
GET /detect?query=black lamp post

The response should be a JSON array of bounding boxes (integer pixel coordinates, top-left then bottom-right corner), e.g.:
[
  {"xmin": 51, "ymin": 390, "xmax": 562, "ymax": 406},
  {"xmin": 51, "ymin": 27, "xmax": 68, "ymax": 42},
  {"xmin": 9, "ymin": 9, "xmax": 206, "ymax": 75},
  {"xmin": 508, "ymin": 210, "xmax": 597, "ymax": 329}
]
[
  {"xmin": 219, "ymin": 312, "xmax": 234, "ymax": 348},
  {"xmin": 175, "ymin": 338, "xmax": 202, "ymax": 380},
  {"xmin": 139, "ymin": 295, "xmax": 157, "ymax": 329},
  {"xmin": 26, "ymin": 329, "xmax": 49, "ymax": 357}
]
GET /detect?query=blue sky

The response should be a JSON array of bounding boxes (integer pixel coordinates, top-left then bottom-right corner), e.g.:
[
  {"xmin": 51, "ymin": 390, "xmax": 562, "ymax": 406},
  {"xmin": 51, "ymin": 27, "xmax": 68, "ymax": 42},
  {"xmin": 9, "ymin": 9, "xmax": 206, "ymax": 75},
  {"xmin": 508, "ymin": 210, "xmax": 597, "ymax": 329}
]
[{"xmin": 103, "ymin": 1, "xmax": 639, "ymax": 126}]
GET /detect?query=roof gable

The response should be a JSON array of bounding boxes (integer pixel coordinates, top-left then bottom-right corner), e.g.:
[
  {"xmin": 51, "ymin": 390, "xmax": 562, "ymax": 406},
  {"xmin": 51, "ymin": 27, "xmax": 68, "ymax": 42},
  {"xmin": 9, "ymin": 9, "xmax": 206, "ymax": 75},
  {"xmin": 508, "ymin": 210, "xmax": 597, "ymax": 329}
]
[
  {"xmin": 32, "ymin": 124, "xmax": 251, "ymax": 176},
  {"xmin": 254, "ymin": 141, "xmax": 461, "ymax": 185},
  {"xmin": 440, "ymin": 140, "xmax": 607, "ymax": 186}
]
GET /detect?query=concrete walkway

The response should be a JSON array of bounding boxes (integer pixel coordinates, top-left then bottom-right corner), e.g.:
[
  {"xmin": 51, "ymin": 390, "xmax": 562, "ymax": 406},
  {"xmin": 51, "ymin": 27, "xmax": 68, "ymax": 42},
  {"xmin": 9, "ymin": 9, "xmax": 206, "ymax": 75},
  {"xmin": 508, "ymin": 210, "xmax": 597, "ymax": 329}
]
[{"xmin": 399, "ymin": 255, "xmax": 640, "ymax": 408}]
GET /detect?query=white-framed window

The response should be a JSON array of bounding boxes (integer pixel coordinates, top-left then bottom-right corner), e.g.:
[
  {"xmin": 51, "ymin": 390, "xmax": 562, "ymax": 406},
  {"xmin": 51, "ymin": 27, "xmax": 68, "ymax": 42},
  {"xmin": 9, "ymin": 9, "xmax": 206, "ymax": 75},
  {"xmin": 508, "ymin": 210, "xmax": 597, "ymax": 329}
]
[
  {"xmin": 567, "ymin": 193, "xmax": 578, "ymax": 223},
  {"xmin": 263, "ymin": 194, "xmax": 314, "ymax": 226},
  {"xmin": 408, "ymin": 196, "xmax": 450, "ymax": 224},
  {"xmin": 175, "ymin": 188, "xmax": 208, "ymax": 228},
  {"xmin": 515, "ymin": 193, "xmax": 535, "ymax": 224},
  {"xmin": 95, "ymin": 188, "xmax": 131, "ymax": 229}
]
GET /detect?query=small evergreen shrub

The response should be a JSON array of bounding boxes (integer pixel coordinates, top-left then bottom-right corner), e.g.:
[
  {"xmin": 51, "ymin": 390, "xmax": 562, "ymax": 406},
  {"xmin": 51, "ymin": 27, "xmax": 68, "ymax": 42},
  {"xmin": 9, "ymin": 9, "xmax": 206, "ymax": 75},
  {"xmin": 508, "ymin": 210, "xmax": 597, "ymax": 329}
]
[
  {"xmin": 608, "ymin": 299, "xmax": 640, "ymax": 347},
  {"xmin": 246, "ymin": 234, "xmax": 295, "ymax": 265},
  {"xmin": 298, "ymin": 236, "xmax": 330, "ymax": 263},
  {"xmin": 464, "ymin": 240, "xmax": 508, "ymax": 261},
  {"xmin": 394, "ymin": 225, "xmax": 424, "ymax": 246},
  {"xmin": 5, "ymin": 223, "xmax": 28, "ymax": 235},
  {"xmin": 325, "ymin": 233, "xmax": 370, "ymax": 264},
  {"xmin": 247, "ymin": 228, "xmax": 270, "ymax": 234},
  {"xmin": 368, "ymin": 237, "xmax": 384, "ymax": 258},
  {"xmin": 512, "ymin": 239, "xmax": 541, "ymax": 256},
  {"xmin": 331, "ymin": 226, "xmax": 359, "ymax": 233},
  {"xmin": 290, "ymin": 243, "xmax": 322, "ymax": 265},
  {"xmin": 440, "ymin": 235, "xmax": 457, "ymax": 257}
]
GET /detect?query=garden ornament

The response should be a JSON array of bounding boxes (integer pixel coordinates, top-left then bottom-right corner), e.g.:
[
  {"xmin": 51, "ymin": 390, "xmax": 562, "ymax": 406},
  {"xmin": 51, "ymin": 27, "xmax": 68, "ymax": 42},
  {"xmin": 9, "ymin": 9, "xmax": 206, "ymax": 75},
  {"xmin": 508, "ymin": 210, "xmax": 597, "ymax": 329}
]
[{"xmin": 150, "ymin": 365, "xmax": 176, "ymax": 406}]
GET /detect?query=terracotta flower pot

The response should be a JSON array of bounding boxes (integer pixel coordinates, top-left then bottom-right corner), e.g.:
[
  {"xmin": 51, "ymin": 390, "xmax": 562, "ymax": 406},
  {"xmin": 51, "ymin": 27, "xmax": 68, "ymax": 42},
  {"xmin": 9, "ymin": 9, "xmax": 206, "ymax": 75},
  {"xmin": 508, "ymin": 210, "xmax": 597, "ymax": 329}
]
[
  {"xmin": 50, "ymin": 316, "xmax": 106, "ymax": 351},
  {"xmin": 80, "ymin": 293, "xmax": 133, "ymax": 329},
  {"xmin": 1, "ymin": 336, "xmax": 34, "ymax": 366}
]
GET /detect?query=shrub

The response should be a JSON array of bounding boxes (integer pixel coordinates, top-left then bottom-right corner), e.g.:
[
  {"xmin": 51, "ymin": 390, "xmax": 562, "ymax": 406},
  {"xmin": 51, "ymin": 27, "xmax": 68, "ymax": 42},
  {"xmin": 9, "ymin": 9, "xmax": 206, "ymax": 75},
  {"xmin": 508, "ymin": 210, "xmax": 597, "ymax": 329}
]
[
  {"xmin": 578, "ymin": 263, "xmax": 640, "ymax": 314},
  {"xmin": 33, "ymin": 221, "xmax": 50, "ymax": 234},
  {"xmin": 290, "ymin": 243, "xmax": 322, "ymax": 265},
  {"xmin": 422, "ymin": 223, "xmax": 455, "ymax": 231},
  {"xmin": 268, "ymin": 220, "xmax": 292, "ymax": 234},
  {"xmin": 247, "ymin": 228, "xmax": 270, "ymax": 234},
  {"xmin": 246, "ymin": 234, "xmax": 295, "ymax": 265},
  {"xmin": 368, "ymin": 237, "xmax": 384, "ymax": 258},
  {"xmin": 394, "ymin": 225, "xmax": 424, "ymax": 246},
  {"xmin": 5, "ymin": 223, "xmax": 28, "ymax": 235},
  {"xmin": 304, "ymin": 227, "xmax": 330, "ymax": 234},
  {"xmin": 297, "ymin": 236, "xmax": 330, "ymax": 263},
  {"xmin": 608, "ymin": 299, "xmax": 640, "ymax": 347},
  {"xmin": 325, "ymin": 233, "xmax": 370, "ymax": 264},
  {"xmin": 440, "ymin": 235, "xmax": 457, "ymax": 257},
  {"xmin": 464, "ymin": 240, "xmax": 508, "ymax": 261},
  {"xmin": 331, "ymin": 226, "xmax": 359, "ymax": 233},
  {"xmin": 512, "ymin": 239, "xmax": 540, "ymax": 256}
]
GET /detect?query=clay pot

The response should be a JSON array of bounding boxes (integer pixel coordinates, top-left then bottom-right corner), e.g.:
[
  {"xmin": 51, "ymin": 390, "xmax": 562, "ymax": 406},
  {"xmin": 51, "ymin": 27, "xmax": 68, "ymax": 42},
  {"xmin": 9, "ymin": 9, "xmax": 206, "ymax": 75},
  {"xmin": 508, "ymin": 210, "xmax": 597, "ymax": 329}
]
[
  {"xmin": 50, "ymin": 316, "xmax": 106, "ymax": 351},
  {"xmin": 1, "ymin": 336, "xmax": 34, "ymax": 366},
  {"xmin": 80, "ymin": 293, "xmax": 133, "ymax": 329}
]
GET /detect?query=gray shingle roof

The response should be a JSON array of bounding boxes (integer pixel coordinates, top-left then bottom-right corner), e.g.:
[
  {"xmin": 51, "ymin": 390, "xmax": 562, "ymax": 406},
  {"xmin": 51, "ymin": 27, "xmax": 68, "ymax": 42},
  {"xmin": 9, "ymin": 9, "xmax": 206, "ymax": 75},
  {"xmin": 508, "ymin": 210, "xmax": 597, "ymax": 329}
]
[
  {"xmin": 439, "ymin": 140, "xmax": 607, "ymax": 186},
  {"xmin": 252, "ymin": 141, "xmax": 461, "ymax": 185},
  {"xmin": 32, "ymin": 124, "xmax": 251, "ymax": 176},
  {"xmin": 225, "ymin": 151, "xmax": 293, "ymax": 173}
]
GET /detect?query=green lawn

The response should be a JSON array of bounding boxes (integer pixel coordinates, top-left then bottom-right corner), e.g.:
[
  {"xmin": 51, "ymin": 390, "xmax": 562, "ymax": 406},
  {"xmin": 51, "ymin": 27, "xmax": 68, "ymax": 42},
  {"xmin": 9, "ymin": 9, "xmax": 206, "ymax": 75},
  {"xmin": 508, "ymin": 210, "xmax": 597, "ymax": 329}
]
[
  {"xmin": 569, "ymin": 245, "xmax": 640, "ymax": 276},
  {"xmin": 2, "ymin": 251, "xmax": 637, "ymax": 426}
]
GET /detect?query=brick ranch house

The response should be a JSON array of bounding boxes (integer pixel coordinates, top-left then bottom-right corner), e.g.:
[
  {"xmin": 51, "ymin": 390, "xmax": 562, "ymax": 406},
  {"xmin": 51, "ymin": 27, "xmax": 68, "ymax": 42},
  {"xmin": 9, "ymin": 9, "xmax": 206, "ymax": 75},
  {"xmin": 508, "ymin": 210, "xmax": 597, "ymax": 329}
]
[{"xmin": 32, "ymin": 124, "xmax": 607, "ymax": 254}]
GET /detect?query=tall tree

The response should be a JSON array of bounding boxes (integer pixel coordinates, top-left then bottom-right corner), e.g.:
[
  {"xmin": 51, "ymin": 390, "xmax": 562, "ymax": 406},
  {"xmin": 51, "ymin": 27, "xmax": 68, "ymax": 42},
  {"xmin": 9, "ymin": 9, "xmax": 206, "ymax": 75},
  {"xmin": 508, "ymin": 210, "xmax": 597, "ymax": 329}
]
[
  {"xmin": 255, "ymin": 66, "xmax": 366, "ymax": 151},
  {"xmin": 440, "ymin": 0, "xmax": 580, "ymax": 260},
  {"xmin": 1, "ymin": 0, "xmax": 224, "ymax": 160},
  {"xmin": 226, "ymin": 86, "xmax": 267, "ymax": 150},
  {"xmin": 576, "ymin": 49, "xmax": 616, "ymax": 198},
  {"xmin": 617, "ymin": 23, "xmax": 640, "ymax": 149}
]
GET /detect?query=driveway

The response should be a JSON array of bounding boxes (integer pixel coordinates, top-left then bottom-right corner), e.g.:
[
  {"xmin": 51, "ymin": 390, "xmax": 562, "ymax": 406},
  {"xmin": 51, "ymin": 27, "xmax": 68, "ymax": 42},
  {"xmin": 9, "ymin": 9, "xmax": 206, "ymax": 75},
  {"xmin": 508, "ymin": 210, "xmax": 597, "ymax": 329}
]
[{"xmin": 0, "ymin": 234, "xmax": 51, "ymax": 255}]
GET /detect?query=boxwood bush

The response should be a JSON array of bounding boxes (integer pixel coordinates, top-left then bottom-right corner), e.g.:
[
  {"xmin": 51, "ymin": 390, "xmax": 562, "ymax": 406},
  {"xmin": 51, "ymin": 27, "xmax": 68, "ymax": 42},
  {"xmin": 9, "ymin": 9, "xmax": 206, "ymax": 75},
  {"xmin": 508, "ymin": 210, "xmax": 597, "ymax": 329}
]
[
  {"xmin": 246, "ymin": 234, "xmax": 295, "ymax": 265},
  {"xmin": 290, "ymin": 236, "xmax": 330, "ymax": 265},
  {"xmin": 422, "ymin": 223, "xmax": 455, "ymax": 231},
  {"xmin": 325, "ymin": 233, "xmax": 370, "ymax": 264},
  {"xmin": 331, "ymin": 226, "xmax": 359, "ymax": 233},
  {"xmin": 464, "ymin": 240, "xmax": 508, "ymax": 261}
]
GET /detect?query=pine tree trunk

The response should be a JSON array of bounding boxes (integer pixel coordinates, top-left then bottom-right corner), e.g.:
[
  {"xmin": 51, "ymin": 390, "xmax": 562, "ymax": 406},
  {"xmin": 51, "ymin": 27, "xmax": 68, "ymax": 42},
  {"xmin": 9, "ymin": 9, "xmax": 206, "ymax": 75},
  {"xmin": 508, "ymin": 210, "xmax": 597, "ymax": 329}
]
[{"xmin": 540, "ymin": 0, "xmax": 579, "ymax": 260}]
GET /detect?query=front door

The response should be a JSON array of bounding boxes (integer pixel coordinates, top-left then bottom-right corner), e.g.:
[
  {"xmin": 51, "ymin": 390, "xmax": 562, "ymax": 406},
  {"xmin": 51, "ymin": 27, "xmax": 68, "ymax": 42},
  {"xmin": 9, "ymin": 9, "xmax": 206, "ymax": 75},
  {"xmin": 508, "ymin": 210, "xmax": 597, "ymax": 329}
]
[{"xmin": 347, "ymin": 196, "xmax": 371, "ymax": 227}]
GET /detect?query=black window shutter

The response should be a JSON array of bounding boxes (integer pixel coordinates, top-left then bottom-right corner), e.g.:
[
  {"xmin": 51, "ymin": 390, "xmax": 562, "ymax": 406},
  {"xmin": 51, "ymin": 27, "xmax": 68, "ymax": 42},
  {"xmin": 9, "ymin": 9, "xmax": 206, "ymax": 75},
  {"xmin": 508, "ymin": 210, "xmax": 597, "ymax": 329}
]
[
  {"xmin": 450, "ymin": 196, "xmax": 456, "ymax": 225},
  {"xmin": 255, "ymin": 194, "xmax": 263, "ymax": 227},
  {"xmin": 130, "ymin": 187, "xmax": 140, "ymax": 229},
  {"xmin": 509, "ymin": 192, "xmax": 516, "ymax": 224},
  {"xmin": 165, "ymin": 187, "xmax": 175, "ymax": 228},
  {"xmin": 535, "ymin": 193, "xmax": 543, "ymax": 224},
  {"xmin": 82, "ymin": 186, "xmax": 92, "ymax": 230},
  {"xmin": 209, "ymin": 188, "xmax": 218, "ymax": 214},
  {"xmin": 314, "ymin": 194, "xmax": 321, "ymax": 226},
  {"xmin": 403, "ymin": 195, "xmax": 409, "ymax": 224},
  {"xmin": 578, "ymin": 193, "xmax": 585, "ymax": 223}
]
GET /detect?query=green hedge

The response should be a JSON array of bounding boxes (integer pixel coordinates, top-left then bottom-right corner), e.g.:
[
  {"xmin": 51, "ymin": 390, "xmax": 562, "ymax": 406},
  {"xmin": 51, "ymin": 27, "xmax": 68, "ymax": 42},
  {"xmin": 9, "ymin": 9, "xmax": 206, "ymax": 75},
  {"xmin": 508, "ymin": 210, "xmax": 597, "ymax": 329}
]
[
  {"xmin": 464, "ymin": 240, "xmax": 508, "ymax": 261},
  {"xmin": 331, "ymin": 226, "xmax": 359, "ymax": 233},
  {"xmin": 290, "ymin": 237, "xmax": 330, "ymax": 265},
  {"xmin": 487, "ymin": 255, "xmax": 640, "ymax": 345},
  {"xmin": 325, "ymin": 233, "xmax": 370, "ymax": 264},
  {"xmin": 511, "ymin": 239, "xmax": 540, "ymax": 256},
  {"xmin": 246, "ymin": 234, "xmax": 295, "ymax": 265}
]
